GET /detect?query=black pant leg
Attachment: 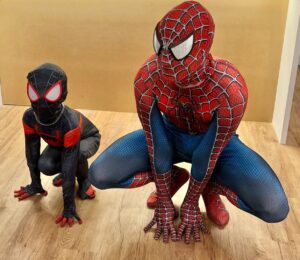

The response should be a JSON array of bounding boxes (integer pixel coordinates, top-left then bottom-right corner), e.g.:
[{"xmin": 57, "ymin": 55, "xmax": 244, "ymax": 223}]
[{"xmin": 38, "ymin": 146, "xmax": 62, "ymax": 176}]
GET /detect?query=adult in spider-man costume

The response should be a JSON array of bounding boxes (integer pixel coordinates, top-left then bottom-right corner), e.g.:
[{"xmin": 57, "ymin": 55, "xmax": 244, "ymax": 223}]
[
  {"xmin": 14, "ymin": 63, "xmax": 100, "ymax": 227},
  {"xmin": 89, "ymin": 1, "xmax": 289, "ymax": 243}
]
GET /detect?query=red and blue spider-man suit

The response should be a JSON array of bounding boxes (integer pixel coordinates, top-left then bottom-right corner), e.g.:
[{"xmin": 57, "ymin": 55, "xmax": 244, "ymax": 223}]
[
  {"xmin": 89, "ymin": 1, "xmax": 289, "ymax": 243},
  {"xmin": 14, "ymin": 63, "xmax": 100, "ymax": 227}
]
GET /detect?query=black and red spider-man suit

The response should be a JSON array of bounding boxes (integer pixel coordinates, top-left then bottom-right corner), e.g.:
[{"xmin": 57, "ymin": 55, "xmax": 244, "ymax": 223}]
[{"xmin": 14, "ymin": 63, "xmax": 100, "ymax": 227}]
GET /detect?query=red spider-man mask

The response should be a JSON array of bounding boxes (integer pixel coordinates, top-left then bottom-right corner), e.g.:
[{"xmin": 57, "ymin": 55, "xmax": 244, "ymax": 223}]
[
  {"xmin": 153, "ymin": 1, "xmax": 215, "ymax": 87},
  {"xmin": 27, "ymin": 63, "xmax": 68, "ymax": 124}
]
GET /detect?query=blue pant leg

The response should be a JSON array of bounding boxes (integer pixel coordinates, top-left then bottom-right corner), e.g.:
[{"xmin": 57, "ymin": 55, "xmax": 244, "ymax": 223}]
[
  {"xmin": 191, "ymin": 115, "xmax": 218, "ymax": 181},
  {"xmin": 212, "ymin": 135, "xmax": 289, "ymax": 223},
  {"xmin": 88, "ymin": 130, "xmax": 150, "ymax": 189},
  {"xmin": 150, "ymin": 103, "xmax": 174, "ymax": 174}
]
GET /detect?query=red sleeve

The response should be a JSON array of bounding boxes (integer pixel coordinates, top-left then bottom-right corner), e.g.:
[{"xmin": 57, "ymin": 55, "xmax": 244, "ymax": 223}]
[
  {"xmin": 63, "ymin": 115, "xmax": 82, "ymax": 148},
  {"xmin": 22, "ymin": 121, "xmax": 35, "ymax": 135}
]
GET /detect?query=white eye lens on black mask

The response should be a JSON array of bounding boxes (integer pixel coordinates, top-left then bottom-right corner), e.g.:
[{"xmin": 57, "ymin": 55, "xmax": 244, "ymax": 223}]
[
  {"xmin": 45, "ymin": 81, "xmax": 62, "ymax": 102},
  {"xmin": 27, "ymin": 82, "xmax": 39, "ymax": 102},
  {"xmin": 170, "ymin": 34, "xmax": 194, "ymax": 60}
]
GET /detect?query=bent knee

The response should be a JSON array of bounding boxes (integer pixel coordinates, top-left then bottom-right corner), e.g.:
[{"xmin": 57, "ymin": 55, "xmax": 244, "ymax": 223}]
[
  {"xmin": 88, "ymin": 162, "xmax": 117, "ymax": 190},
  {"xmin": 38, "ymin": 158, "xmax": 58, "ymax": 176},
  {"xmin": 257, "ymin": 196, "xmax": 289, "ymax": 223}
]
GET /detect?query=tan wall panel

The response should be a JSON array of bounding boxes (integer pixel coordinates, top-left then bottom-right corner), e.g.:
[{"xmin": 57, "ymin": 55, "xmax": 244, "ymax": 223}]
[{"xmin": 0, "ymin": 0, "xmax": 288, "ymax": 121}]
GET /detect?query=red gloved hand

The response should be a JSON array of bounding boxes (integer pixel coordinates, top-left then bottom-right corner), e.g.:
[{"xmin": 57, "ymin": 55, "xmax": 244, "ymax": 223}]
[
  {"xmin": 14, "ymin": 185, "xmax": 47, "ymax": 200},
  {"xmin": 177, "ymin": 201, "xmax": 209, "ymax": 243},
  {"xmin": 55, "ymin": 208, "xmax": 82, "ymax": 227},
  {"xmin": 144, "ymin": 198, "xmax": 177, "ymax": 243}
]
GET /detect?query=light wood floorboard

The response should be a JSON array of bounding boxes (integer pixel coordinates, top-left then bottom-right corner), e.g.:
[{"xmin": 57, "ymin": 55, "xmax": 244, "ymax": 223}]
[{"xmin": 0, "ymin": 106, "xmax": 299, "ymax": 260}]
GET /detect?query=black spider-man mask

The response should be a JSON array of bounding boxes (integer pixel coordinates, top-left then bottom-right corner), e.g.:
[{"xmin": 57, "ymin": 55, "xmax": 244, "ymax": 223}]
[{"xmin": 27, "ymin": 63, "xmax": 68, "ymax": 125}]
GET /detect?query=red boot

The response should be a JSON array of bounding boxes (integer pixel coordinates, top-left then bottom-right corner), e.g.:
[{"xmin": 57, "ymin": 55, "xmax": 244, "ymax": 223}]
[
  {"xmin": 52, "ymin": 173, "xmax": 63, "ymax": 187},
  {"xmin": 78, "ymin": 179, "xmax": 96, "ymax": 200},
  {"xmin": 202, "ymin": 188, "xmax": 229, "ymax": 228},
  {"xmin": 147, "ymin": 166, "xmax": 190, "ymax": 208}
]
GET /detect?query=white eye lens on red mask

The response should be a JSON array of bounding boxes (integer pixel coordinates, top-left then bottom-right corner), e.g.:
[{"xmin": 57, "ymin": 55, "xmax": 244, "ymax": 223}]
[
  {"xmin": 170, "ymin": 34, "xmax": 194, "ymax": 60},
  {"xmin": 45, "ymin": 81, "xmax": 62, "ymax": 102},
  {"xmin": 27, "ymin": 81, "xmax": 39, "ymax": 102},
  {"xmin": 153, "ymin": 30, "xmax": 162, "ymax": 55}
]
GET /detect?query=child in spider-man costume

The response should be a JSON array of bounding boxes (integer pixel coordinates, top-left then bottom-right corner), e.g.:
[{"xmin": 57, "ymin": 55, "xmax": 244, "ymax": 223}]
[
  {"xmin": 14, "ymin": 63, "xmax": 100, "ymax": 227},
  {"xmin": 89, "ymin": 1, "xmax": 289, "ymax": 243}
]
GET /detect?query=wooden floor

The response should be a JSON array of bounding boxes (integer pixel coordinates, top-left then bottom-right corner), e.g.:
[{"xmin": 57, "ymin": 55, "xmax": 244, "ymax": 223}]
[
  {"xmin": 287, "ymin": 68, "xmax": 300, "ymax": 146},
  {"xmin": 0, "ymin": 106, "xmax": 299, "ymax": 260}
]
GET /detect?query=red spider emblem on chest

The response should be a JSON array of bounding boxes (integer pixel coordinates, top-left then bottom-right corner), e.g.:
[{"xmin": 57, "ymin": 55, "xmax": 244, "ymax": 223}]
[
  {"xmin": 34, "ymin": 125, "xmax": 63, "ymax": 147},
  {"xmin": 155, "ymin": 84, "xmax": 217, "ymax": 131}
]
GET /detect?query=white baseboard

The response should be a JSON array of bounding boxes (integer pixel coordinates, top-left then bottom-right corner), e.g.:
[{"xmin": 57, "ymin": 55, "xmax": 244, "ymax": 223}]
[{"xmin": 272, "ymin": 0, "xmax": 300, "ymax": 144}]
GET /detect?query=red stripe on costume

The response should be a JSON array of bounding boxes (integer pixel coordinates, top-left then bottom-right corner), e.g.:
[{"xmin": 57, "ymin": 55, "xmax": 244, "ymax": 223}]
[
  {"xmin": 23, "ymin": 121, "xmax": 35, "ymax": 135},
  {"xmin": 63, "ymin": 115, "xmax": 82, "ymax": 148},
  {"xmin": 128, "ymin": 172, "xmax": 152, "ymax": 188}
]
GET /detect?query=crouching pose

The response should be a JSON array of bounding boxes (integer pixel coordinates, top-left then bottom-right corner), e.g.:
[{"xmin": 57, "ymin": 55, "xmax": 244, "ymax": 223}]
[
  {"xmin": 14, "ymin": 63, "xmax": 100, "ymax": 227},
  {"xmin": 89, "ymin": 1, "xmax": 289, "ymax": 243}
]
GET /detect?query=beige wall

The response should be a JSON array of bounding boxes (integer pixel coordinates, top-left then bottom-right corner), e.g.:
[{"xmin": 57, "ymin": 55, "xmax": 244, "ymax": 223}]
[{"xmin": 0, "ymin": 0, "xmax": 288, "ymax": 121}]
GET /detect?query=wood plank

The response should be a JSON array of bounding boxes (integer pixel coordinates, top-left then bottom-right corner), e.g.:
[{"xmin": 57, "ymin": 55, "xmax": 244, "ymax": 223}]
[{"xmin": 0, "ymin": 105, "xmax": 298, "ymax": 260}]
